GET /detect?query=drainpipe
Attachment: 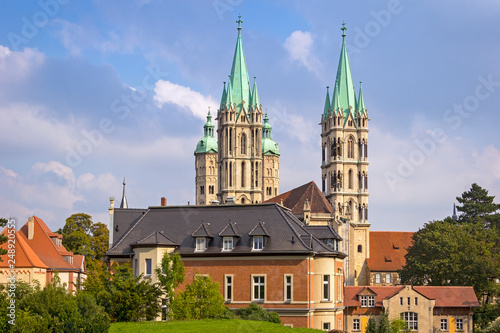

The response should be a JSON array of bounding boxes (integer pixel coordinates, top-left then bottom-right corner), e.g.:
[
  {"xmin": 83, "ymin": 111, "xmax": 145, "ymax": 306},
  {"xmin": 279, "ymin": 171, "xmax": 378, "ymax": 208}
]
[{"xmin": 308, "ymin": 255, "xmax": 312, "ymax": 329}]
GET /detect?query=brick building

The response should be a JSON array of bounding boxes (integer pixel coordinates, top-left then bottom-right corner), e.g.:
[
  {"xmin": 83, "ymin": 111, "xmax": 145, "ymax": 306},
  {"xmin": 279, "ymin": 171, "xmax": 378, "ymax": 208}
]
[
  {"xmin": 106, "ymin": 202, "xmax": 346, "ymax": 330},
  {"xmin": 345, "ymin": 285, "xmax": 479, "ymax": 333}
]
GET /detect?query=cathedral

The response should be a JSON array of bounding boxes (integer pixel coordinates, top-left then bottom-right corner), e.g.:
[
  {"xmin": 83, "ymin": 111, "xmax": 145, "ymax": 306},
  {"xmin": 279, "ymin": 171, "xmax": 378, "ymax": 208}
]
[{"xmin": 195, "ymin": 16, "xmax": 280, "ymax": 205}]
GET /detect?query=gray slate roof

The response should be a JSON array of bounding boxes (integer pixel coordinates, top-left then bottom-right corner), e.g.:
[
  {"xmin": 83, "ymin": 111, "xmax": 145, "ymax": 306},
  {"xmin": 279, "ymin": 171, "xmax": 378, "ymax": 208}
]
[
  {"xmin": 132, "ymin": 231, "xmax": 178, "ymax": 247},
  {"xmin": 107, "ymin": 203, "xmax": 345, "ymax": 258}
]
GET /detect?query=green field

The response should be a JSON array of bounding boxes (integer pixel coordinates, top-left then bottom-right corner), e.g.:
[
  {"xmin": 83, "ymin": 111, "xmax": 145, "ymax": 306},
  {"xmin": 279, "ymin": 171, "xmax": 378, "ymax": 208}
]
[{"xmin": 110, "ymin": 319, "xmax": 324, "ymax": 333}]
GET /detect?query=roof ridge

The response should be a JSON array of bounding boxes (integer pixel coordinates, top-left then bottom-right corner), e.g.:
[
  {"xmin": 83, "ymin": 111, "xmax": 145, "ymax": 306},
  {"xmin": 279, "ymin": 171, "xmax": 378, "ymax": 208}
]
[
  {"xmin": 274, "ymin": 205, "xmax": 311, "ymax": 250},
  {"xmin": 111, "ymin": 209, "xmax": 150, "ymax": 250}
]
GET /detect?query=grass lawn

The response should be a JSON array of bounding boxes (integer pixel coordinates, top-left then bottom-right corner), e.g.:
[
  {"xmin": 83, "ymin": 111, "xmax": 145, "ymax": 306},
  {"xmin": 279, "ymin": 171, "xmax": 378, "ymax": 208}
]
[{"xmin": 110, "ymin": 319, "xmax": 324, "ymax": 333}]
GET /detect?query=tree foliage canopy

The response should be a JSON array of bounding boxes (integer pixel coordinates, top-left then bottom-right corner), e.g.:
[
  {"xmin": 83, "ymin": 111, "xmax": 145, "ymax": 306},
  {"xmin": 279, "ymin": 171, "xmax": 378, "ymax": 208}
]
[
  {"xmin": 0, "ymin": 218, "xmax": 8, "ymax": 259},
  {"xmin": 400, "ymin": 183, "xmax": 500, "ymax": 302},
  {"xmin": 62, "ymin": 213, "xmax": 109, "ymax": 260},
  {"xmin": 155, "ymin": 251, "xmax": 185, "ymax": 313}
]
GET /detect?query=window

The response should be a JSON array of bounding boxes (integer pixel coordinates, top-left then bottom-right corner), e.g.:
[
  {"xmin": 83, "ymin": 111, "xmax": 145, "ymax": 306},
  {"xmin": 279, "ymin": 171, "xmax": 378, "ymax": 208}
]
[
  {"xmin": 253, "ymin": 236, "xmax": 263, "ymax": 250},
  {"xmin": 253, "ymin": 276, "xmax": 265, "ymax": 301},
  {"xmin": 415, "ymin": 297, "xmax": 418, "ymax": 305},
  {"xmin": 196, "ymin": 237, "xmax": 207, "ymax": 251},
  {"xmin": 361, "ymin": 295, "xmax": 375, "ymax": 307},
  {"xmin": 323, "ymin": 275, "xmax": 330, "ymax": 301},
  {"xmin": 357, "ymin": 244, "xmax": 362, "ymax": 253},
  {"xmin": 402, "ymin": 312, "xmax": 418, "ymax": 331},
  {"xmin": 407, "ymin": 297, "xmax": 411, "ymax": 306},
  {"xmin": 145, "ymin": 258, "xmax": 152, "ymax": 276},
  {"xmin": 241, "ymin": 134, "xmax": 246, "ymax": 154},
  {"xmin": 223, "ymin": 237, "xmax": 233, "ymax": 251},
  {"xmin": 386, "ymin": 273, "xmax": 391, "ymax": 284},
  {"xmin": 323, "ymin": 322, "xmax": 330, "ymax": 331},
  {"xmin": 456, "ymin": 319, "xmax": 463, "ymax": 330},
  {"xmin": 375, "ymin": 273, "xmax": 381, "ymax": 284},
  {"xmin": 285, "ymin": 275, "xmax": 292, "ymax": 301},
  {"xmin": 368, "ymin": 295, "xmax": 375, "ymax": 307},
  {"xmin": 200, "ymin": 185, "xmax": 204, "ymax": 194},
  {"xmin": 441, "ymin": 319, "xmax": 448, "ymax": 331},
  {"xmin": 400, "ymin": 297, "xmax": 403, "ymax": 306},
  {"xmin": 353, "ymin": 319, "xmax": 360, "ymax": 331},
  {"xmin": 225, "ymin": 275, "xmax": 233, "ymax": 302}
]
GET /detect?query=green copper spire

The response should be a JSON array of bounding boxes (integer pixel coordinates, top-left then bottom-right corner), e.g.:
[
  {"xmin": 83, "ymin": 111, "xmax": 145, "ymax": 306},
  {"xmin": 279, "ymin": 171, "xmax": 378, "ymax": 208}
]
[
  {"xmin": 322, "ymin": 86, "xmax": 331, "ymax": 119},
  {"xmin": 334, "ymin": 22, "xmax": 357, "ymax": 124},
  {"xmin": 195, "ymin": 110, "xmax": 218, "ymax": 154},
  {"xmin": 357, "ymin": 81, "xmax": 366, "ymax": 115},
  {"xmin": 332, "ymin": 79, "xmax": 340, "ymax": 112},
  {"xmin": 219, "ymin": 81, "xmax": 227, "ymax": 111},
  {"xmin": 225, "ymin": 78, "xmax": 234, "ymax": 107},
  {"xmin": 262, "ymin": 114, "xmax": 280, "ymax": 156},
  {"xmin": 251, "ymin": 77, "xmax": 260, "ymax": 109},
  {"xmin": 229, "ymin": 14, "xmax": 251, "ymax": 117}
]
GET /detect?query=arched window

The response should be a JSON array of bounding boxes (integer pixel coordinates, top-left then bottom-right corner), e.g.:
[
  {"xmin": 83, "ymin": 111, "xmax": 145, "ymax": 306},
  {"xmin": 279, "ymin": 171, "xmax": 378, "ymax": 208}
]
[
  {"xmin": 322, "ymin": 145, "xmax": 326, "ymax": 162},
  {"xmin": 241, "ymin": 197, "xmax": 245, "ymax": 204},
  {"xmin": 241, "ymin": 162, "xmax": 245, "ymax": 187},
  {"xmin": 229, "ymin": 128, "xmax": 233, "ymax": 154},
  {"xmin": 229, "ymin": 162, "xmax": 233, "ymax": 187},
  {"xmin": 348, "ymin": 169, "xmax": 353, "ymax": 189},
  {"xmin": 337, "ymin": 138, "xmax": 342, "ymax": 157},
  {"xmin": 241, "ymin": 134, "xmax": 246, "ymax": 154},
  {"xmin": 347, "ymin": 137, "xmax": 354, "ymax": 159},
  {"xmin": 357, "ymin": 245, "xmax": 362, "ymax": 253}
]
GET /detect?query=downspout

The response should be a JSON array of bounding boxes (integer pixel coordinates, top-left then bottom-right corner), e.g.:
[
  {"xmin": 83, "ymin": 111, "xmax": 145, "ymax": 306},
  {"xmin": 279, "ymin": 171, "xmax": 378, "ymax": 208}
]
[{"xmin": 308, "ymin": 255, "xmax": 312, "ymax": 329}]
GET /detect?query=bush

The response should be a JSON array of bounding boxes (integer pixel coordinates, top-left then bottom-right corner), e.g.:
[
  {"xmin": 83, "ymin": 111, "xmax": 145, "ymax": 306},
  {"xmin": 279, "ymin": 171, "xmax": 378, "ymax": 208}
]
[
  {"xmin": 481, "ymin": 317, "xmax": 500, "ymax": 333},
  {"xmin": 236, "ymin": 303, "xmax": 281, "ymax": 324},
  {"xmin": 218, "ymin": 306, "xmax": 237, "ymax": 319}
]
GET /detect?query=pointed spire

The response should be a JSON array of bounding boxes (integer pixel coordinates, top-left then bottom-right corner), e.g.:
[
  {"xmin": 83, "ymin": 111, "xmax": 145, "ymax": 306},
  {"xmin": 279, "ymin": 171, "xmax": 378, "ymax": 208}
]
[
  {"xmin": 334, "ymin": 22, "xmax": 356, "ymax": 124},
  {"xmin": 195, "ymin": 109, "xmax": 218, "ymax": 154},
  {"xmin": 225, "ymin": 77, "xmax": 234, "ymax": 108},
  {"xmin": 332, "ymin": 79, "xmax": 340, "ymax": 111},
  {"xmin": 452, "ymin": 202, "xmax": 458, "ymax": 220},
  {"xmin": 219, "ymin": 81, "xmax": 227, "ymax": 111},
  {"xmin": 323, "ymin": 86, "xmax": 331, "ymax": 119},
  {"xmin": 262, "ymin": 114, "xmax": 280, "ymax": 156},
  {"xmin": 229, "ymin": 15, "xmax": 251, "ymax": 116},
  {"xmin": 251, "ymin": 76, "xmax": 260, "ymax": 109},
  {"xmin": 357, "ymin": 81, "xmax": 365, "ymax": 116},
  {"xmin": 120, "ymin": 177, "xmax": 128, "ymax": 209}
]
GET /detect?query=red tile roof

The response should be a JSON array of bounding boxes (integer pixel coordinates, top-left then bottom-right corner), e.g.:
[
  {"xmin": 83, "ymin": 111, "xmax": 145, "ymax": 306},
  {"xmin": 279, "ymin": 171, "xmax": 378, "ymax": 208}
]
[
  {"xmin": 19, "ymin": 216, "xmax": 82, "ymax": 271},
  {"xmin": 345, "ymin": 286, "xmax": 479, "ymax": 308},
  {"xmin": 0, "ymin": 229, "xmax": 48, "ymax": 269},
  {"xmin": 367, "ymin": 231, "xmax": 414, "ymax": 271},
  {"xmin": 264, "ymin": 181, "xmax": 332, "ymax": 215}
]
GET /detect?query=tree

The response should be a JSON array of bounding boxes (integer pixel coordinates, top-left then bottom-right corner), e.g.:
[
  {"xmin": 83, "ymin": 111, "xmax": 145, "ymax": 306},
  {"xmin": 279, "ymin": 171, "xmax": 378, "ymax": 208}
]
[
  {"xmin": 378, "ymin": 312, "xmax": 391, "ymax": 333},
  {"xmin": 0, "ymin": 218, "xmax": 9, "ymax": 260},
  {"xmin": 155, "ymin": 251, "xmax": 185, "ymax": 314},
  {"xmin": 83, "ymin": 262, "xmax": 162, "ymax": 322},
  {"xmin": 236, "ymin": 303, "xmax": 281, "ymax": 324},
  {"xmin": 171, "ymin": 275, "xmax": 226, "ymax": 320},
  {"xmin": 366, "ymin": 316, "xmax": 377, "ymax": 333},
  {"xmin": 62, "ymin": 213, "xmax": 109, "ymax": 261},
  {"xmin": 400, "ymin": 183, "xmax": 500, "ymax": 304},
  {"xmin": 390, "ymin": 318, "xmax": 407, "ymax": 333}
]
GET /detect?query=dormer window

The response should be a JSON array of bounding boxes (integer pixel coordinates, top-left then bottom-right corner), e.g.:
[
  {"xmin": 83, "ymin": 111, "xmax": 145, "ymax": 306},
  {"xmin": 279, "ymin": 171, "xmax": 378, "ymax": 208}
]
[
  {"xmin": 196, "ymin": 237, "xmax": 207, "ymax": 251},
  {"xmin": 360, "ymin": 295, "xmax": 375, "ymax": 307},
  {"xmin": 223, "ymin": 237, "xmax": 234, "ymax": 251},
  {"xmin": 253, "ymin": 236, "xmax": 263, "ymax": 250}
]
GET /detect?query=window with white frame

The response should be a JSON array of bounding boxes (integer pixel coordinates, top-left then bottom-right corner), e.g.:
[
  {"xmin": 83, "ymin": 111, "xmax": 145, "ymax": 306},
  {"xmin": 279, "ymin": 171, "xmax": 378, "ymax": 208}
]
[
  {"xmin": 323, "ymin": 275, "xmax": 330, "ymax": 301},
  {"xmin": 253, "ymin": 236, "xmax": 263, "ymax": 250},
  {"xmin": 361, "ymin": 295, "xmax": 375, "ymax": 307},
  {"xmin": 353, "ymin": 319, "xmax": 360, "ymax": 331},
  {"xmin": 285, "ymin": 275, "xmax": 292, "ymax": 301},
  {"xmin": 368, "ymin": 295, "xmax": 375, "ymax": 307},
  {"xmin": 253, "ymin": 276, "xmax": 265, "ymax": 301},
  {"xmin": 386, "ymin": 273, "xmax": 391, "ymax": 284},
  {"xmin": 441, "ymin": 319, "xmax": 448, "ymax": 331},
  {"xmin": 223, "ymin": 237, "xmax": 234, "ymax": 251},
  {"xmin": 456, "ymin": 318, "xmax": 463, "ymax": 330},
  {"xmin": 401, "ymin": 312, "xmax": 418, "ymax": 331},
  {"xmin": 361, "ymin": 295, "xmax": 367, "ymax": 307},
  {"xmin": 323, "ymin": 322, "xmax": 330, "ymax": 331},
  {"xmin": 375, "ymin": 273, "xmax": 381, "ymax": 284},
  {"xmin": 145, "ymin": 258, "xmax": 152, "ymax": 276},
  {"xmin": 196, "ymin": 237, "xmax": 207, "ymax": 251},
  {"xmin": 225, "ymin": 275, "xmax": 233, "ymax": 302}
]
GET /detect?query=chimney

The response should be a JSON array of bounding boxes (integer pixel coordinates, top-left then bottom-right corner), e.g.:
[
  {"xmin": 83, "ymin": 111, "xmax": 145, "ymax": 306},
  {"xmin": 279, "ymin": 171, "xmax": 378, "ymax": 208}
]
[
  {"xmin": 28, "ymin": 216, "xmax": 34, "ymax": 240},
  {"xmin": 161, "ymin": 197, "xmax": 167, "ymax": 207}
]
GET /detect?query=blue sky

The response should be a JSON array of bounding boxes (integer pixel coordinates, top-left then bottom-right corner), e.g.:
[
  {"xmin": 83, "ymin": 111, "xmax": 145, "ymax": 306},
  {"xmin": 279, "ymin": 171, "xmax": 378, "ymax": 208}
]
[{"xmin": 1, "ymin": 0, "xmax": 499, "ymax": 232}]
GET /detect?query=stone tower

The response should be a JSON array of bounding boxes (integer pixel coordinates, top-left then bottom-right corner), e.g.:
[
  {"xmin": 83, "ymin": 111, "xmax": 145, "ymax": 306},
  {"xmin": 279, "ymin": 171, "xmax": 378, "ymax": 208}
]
[
  {"xmin": 195, "ymin": 111, "xmax": 218, "ymax": 205},
  {"xmin": 320, "ymin": 23, "xmax": 370, "ymax": 286},
  {"xmin": 262, "ymin": 114, "xmax": 280, "ymax": 200},
  {"xmin": 215, "ymin": 16, "xmax": 279, "ymax": 204}
]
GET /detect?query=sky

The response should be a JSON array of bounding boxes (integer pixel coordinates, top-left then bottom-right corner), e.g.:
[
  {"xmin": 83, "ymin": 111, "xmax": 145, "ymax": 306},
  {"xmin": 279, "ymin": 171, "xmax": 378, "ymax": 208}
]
[{"xmin": 1, "ymin": 0, "xmax": 499, "ymax": 232}]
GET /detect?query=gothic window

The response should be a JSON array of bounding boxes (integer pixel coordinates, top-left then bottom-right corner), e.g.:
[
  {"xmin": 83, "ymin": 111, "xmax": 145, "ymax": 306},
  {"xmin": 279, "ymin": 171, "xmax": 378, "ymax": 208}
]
[
  {"xmin": 229, "ymin": 128, "xmax": 233, "ymax": 154},
  {"xmin": 348, "ymin": 169, "xmax": 353, "ymax": 189},
  {"xmin": 322, "ymin": 177, "xmax": 325, "ymax": 192},
  {"xmin": 255, "ymin": 164, "xmax": 258, "ymax": 187},
  {"xmin": 337, "ymin": 138, "xmax": 342, "ymax": 157},
  {"xmin": 200, "ymin": 186, "xmax": 204, "ymax": 195},
  {"xmin": 241, "ymin": 162, "xmax": 245, "ymax": 187},
  {"xmin": 337, "ymin": 171, "xmax": 342, "ymax": 190},
  {"xmin": 357, "ymin": 245, "xmax": 362, "ymax": 253},
  {"xmin": 364, "ymin": 141, "xmax": 368, "ymax": 159},
  {"xmin": 229, "ymin": 162, "xmax": 233, "ymax": 187},
  {"xmin": 322, "ymin": 145, "xmax": 326, "ymax": 162},
  {"xmin": 365, "ymin": 173, "xmax": 368, "ymax": 190},
  {"xmin": 241, "ymin": 134, "xmax": 246, "ymax": 154},
  {"xmin": 347, "ymin": 137, "xmax": 354, "ymax": 159}
]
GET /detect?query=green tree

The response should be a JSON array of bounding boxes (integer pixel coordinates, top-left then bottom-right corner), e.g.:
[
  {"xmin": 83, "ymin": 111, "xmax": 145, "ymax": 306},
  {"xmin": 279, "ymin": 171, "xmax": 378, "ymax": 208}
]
[
  {"xmin": 171, "ymin": 275, "xmax": 226, "ymax": 320},
  {"xmin": 366, "ymin": 316, "xmax": 377, "ymax": 333},
  {"xmin": 378, "ymin": 312, "xmax": 391, "ymax": 333},
  {"xmin": 83, "ymin": 262, "xmax": 162, "ymax": 322},
  {"xmin": 155, "ymin": 251, "xmax": 185, "ymax": 315},
  {"xmin": 390, "ymin": 318, "xmax": 407, "ymax": 333},
  {"xmin": 236, "ymin": 303, "xmax": 281, "ymax": 324},
  {"xmin": 0, "ymin": 218, "xmax": 9, "ymax": 259},
  {"xmin": 457, "ymin": 183, "xmax": 500, "ymax": 228},
  {"xmin": 62, "ymin": 213, "xmax": 109, "ymax": 260}
]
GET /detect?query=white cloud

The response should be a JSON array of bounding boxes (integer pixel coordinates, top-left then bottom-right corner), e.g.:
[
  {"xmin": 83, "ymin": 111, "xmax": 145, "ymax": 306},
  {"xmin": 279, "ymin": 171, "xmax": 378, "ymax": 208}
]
[
  {"xmin": 283, "ymin": 30, "xmax": 322, "ymax": 77},
  {"xmin": 154, "ymin": 80, "xmax": 218, "ymax": 120}
]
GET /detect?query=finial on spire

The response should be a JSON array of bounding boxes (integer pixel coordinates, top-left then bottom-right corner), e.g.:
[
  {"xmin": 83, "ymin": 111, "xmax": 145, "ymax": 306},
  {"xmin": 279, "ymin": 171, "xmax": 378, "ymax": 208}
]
[
  {"xmin": 120, "ymin": 177, "xmax": 128, "ymax": 209},
  {"xmin": 341, "ymin": 21, "xmax": 347, "ymax": 40},
  {"xmin": 236, "ymin": 14, "xmax": 243, "ymax": 31}
]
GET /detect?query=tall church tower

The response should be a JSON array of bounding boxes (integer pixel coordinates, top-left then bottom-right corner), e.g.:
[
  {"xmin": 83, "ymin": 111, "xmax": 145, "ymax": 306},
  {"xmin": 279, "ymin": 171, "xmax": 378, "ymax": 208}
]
[
  {"xmin": 195, "ymin": 111, "xmax": 218, "ymax": 205},
  {"xmin": 262, "ymin": 114, "xmax": 280, "ymax": 200},
  {"xmin": 216, "ymin": 16, "xmax": 279, "ymax": 204},
  {"xmin": 320, "ymin": 23, "xmax": 370, "ymax": 286}
]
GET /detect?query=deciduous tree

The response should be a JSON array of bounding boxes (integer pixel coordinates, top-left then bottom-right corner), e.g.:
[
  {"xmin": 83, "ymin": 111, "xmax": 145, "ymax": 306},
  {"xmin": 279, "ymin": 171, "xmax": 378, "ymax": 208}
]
[
  {"xmin": 155, "ymin": 251, "xmax": 185, "ymax": 314},
  {"xmin": 62, "ymin": 213, "xmax": 109, "ymax": 260}
]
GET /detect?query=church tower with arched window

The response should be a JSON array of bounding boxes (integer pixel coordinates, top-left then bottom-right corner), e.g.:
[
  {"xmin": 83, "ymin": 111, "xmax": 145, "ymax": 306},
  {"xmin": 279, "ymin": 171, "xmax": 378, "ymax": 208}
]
[
  {"xmin": 214, "ymin": 16, "xmax": 279, "ymax": 204},
  {"xmin": 320, "ymin": 23, "xmax": 370, "ymax": 286},
  {"xmin": 195, "ymin": 111, "xmax": 218, "ymax": 205}
]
